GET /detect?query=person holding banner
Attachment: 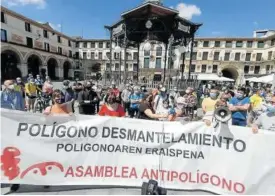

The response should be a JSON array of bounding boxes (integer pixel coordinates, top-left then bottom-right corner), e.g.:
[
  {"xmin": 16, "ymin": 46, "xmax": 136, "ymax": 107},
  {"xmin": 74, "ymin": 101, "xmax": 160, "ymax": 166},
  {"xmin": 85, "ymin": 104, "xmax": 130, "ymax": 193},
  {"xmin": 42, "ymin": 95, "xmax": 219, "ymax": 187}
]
[
  {"xmin": 43, "ymin": 89, "xmax": 73, "ymax": 115},
  {"xmin": 98, "ymin": 92, "xmax": 125, "ymax": 117},
  {"xmin": 139, "ymin": 94, "xmax": 168, "ymax": 120}
]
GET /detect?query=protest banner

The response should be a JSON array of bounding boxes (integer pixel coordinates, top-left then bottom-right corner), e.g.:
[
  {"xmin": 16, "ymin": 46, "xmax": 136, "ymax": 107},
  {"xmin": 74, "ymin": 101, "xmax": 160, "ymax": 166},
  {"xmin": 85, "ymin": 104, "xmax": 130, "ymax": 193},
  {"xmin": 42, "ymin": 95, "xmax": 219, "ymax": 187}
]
[{"xmin": 1, "ymin": 108, "xmax": 275, "ymax": 194}]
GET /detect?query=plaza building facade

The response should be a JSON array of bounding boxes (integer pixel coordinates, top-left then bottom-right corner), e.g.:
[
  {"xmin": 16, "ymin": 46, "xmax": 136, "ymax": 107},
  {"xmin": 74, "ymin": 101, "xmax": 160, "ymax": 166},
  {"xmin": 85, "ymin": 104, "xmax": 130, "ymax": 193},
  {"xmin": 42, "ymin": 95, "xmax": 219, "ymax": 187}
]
[
  {"xmin": 1, "ymin": 5, "xmax": 275, "ymax": 85},
  {"xmin": 1, "ymin": 6, "xmax": 82, "ymax": 82}
]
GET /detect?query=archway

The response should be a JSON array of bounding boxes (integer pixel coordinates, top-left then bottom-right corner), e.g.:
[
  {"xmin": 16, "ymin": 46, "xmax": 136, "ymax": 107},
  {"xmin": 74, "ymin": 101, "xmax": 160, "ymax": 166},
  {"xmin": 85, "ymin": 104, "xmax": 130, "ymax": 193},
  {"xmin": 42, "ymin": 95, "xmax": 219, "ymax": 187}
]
[
  {"xmin": 222, "ymin": 67, "xmax": 239, "ymax": 81},
  {"xmin": 27, "ymin": 54, "xmax": 42, "ymax": 77},
  {"xmin": 63, "ymin": 61, "xmax": 71, "ymax": 80},
  {"xmin": 47, "ymin": 58, "xmax": 58, "ymax": 80},
  {"xmin": 1, "ymin": 50, "xmax": 22, "ymax": 82}
]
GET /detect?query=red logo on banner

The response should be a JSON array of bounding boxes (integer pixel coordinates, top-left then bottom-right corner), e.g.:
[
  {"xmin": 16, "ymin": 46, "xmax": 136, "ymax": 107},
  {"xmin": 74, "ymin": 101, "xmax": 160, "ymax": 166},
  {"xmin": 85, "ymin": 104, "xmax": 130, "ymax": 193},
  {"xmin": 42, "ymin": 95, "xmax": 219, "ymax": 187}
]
[
  {"xmin": 0, "ymin": 147, "xmax": 21, "ymax": 180},
  {"xmin": 20, "ymin": 162, "xmax": 64, "ymax": 179}
]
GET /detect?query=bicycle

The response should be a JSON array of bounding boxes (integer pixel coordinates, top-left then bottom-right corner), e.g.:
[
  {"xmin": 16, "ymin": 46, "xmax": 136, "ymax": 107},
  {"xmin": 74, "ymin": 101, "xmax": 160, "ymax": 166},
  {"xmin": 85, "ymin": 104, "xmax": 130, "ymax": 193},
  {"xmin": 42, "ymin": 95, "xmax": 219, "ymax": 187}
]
[{"xmin": 34, "ymin": 93, "xmax": 51, "ymax": 113}]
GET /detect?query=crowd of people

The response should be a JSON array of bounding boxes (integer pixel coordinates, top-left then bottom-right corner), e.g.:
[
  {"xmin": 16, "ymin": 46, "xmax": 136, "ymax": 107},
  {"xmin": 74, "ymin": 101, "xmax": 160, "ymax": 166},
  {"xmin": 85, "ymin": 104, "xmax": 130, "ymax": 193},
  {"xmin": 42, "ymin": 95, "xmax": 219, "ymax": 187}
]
[
  {"xmin": 1, "ymin": 75, "xmax": 275, "ymax": 192},
  {"xmin": 1, "ymin": 75, "xmax": 275, "ymax": 132}
]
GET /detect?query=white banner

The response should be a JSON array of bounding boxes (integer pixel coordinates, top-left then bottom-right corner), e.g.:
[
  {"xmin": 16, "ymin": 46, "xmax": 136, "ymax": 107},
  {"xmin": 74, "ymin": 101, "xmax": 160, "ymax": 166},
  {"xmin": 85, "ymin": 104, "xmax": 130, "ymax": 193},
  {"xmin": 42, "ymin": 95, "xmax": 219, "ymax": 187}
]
[{"xmin": 1, "ymin": 108, "xmax": 275, "ymax": 195}]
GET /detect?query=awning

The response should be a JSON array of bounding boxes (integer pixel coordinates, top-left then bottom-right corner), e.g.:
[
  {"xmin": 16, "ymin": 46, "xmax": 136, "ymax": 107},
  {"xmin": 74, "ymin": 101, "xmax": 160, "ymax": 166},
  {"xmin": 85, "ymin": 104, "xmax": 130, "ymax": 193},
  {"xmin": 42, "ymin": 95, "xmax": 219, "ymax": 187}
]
[
  {"xmin": 256, "ymin": 74, "xmax": 275, "ymax": 84},
  {"xmin": 197, "ymin": 74, "xmax": 233, "ymax": 81}
]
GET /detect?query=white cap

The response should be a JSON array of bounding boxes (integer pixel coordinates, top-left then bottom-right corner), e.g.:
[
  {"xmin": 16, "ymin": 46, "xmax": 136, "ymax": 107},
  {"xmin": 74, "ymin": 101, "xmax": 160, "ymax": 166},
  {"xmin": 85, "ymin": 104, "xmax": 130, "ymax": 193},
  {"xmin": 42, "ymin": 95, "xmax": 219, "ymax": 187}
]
[{"xmin": 160, "ymin": 87, "xmax": 166, "ymax": 92}]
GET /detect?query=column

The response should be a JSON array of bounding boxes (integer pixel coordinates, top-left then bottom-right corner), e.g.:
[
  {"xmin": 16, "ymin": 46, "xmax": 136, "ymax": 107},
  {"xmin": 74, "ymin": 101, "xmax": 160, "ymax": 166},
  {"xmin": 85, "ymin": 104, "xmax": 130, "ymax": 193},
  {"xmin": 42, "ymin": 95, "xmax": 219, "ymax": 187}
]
[
  {"xmin": 19, "ymin": 63, "xmax": 28, "ymax": 78},
  {"xmin": 59, "ymin": 67, "xmax": 64, "ymax": 80}
]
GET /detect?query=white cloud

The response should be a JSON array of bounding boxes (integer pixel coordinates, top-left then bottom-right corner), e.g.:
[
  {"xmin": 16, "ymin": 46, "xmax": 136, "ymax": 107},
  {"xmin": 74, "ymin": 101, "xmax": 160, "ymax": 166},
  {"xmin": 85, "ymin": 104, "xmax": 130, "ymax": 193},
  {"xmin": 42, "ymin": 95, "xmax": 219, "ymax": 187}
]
[
  {"xmin": 171, "ymin": 2, "xmax": 201, "ymax": 20},
  {"xmin": 2, "ymin": 0, "xmax": 46, "ymax": 9},
  {"xmin": 49, "ymin": 23, "xmax": 62, "ymax": 30}
]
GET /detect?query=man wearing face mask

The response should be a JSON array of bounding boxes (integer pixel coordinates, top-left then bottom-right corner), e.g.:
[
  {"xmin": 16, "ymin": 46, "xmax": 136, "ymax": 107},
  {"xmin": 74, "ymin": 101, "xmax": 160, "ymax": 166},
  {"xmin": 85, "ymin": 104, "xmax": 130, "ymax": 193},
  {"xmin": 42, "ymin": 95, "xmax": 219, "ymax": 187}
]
[
  {"xmin": 62, "ymin": 80, "xmax": 75, "ymax": 112},
  {"xmin": 129, "ymin": 86, "xmax": 143, "ymax": 118},
  {"xmin": 229, "ymin": 88, "xmax": 250, "ymax": 127},
  {"xmin": 252, "ymin": 96, "xmax": 275, "ymax": 133},
  {"xmin": 202, "ymin": 87, "xmax": 219, "ymax": 113},
  {"xmin": 183, "ymin": 87, "xmax": 197, "ymax": 117},
  {"xmin": 25, "ymin": 78, "xmax": 41, "ymax": 112},
  {"xmin": 78, "ymin": 81, "xmax": 98, "ymax": 115},
  {"xmin": 35, "ymin": 75, "xmax": 44, "ymax": 94},
  {"xmin": 154, "ymin": 87, "xmax": 168, "ymax": 114},
  {"xmin": 121, "ymin": 84, "xmax": 132, "ymax": 113},
  {"xmin": 0, "ymin": 80, "xmax": 24, "ymax": 111},
  {"xmin": 14, "ymin": 77, "xmax": 25, "ymax": 98}
]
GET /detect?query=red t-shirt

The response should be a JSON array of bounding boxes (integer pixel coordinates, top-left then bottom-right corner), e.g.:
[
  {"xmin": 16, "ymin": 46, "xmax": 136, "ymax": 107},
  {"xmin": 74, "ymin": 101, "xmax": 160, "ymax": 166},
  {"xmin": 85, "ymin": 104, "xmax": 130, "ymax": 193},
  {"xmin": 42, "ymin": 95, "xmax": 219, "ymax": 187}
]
[{"xmin": 98, "ymin": 104, "xmax": 125, "ymax": 117}]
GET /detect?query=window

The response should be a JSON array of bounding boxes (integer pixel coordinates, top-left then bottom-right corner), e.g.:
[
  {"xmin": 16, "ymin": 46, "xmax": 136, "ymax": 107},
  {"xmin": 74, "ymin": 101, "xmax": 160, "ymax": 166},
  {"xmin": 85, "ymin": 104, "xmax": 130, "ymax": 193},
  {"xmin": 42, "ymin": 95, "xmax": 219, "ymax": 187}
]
[
  {"xmin": 247, "ymin": 41, "xmax": 253, "ymax": 48},
  {"xmin": 256, "ymin": 53, "xmax": 262, "ymax": 61},
  {"xmin": 155, "ymin": 58, "xmax": 162, "ymax": 68},
  {"xmin": 115, "ymin": 63, "xmax": 119, "ymax": 71},
  {"xmin": 57, "ymin": 36, "xmax": 61, "ymax": 43},
  {"xmin": 26, "ymin": 37, "xmax": 33, "ymax": 48},
  {"xmin": 44, "ymin": 42, "xmax": 49, "ymax": 52},
  {"xmin": 98, "ymin": 52, "xmax": 102, "ymax": 60},
  {"xmin": 224, "ymin": 52, "xmax": 230, "ymax": 61},
  {"xmin": 212, "ymin": 65, "xmax": 218, "ymax": 73},
  {"xmin": 245, "ymin": 66, "xmax": 252, "ymax": 73},
  {"xmin": 271, "ymin": 39, "xmax": 275, "ymax": 46},
  {"xmin": 90, "ymin": 52, "xmax": 95, "ymax": 60},
  {"xmin": 254, "ymin": 66, "xmax": 260, "ymax": 74},
  {"xmin": 25, "ymin": 22, "xmax": 31, "ymax": 32},
  {"xmin": 91, "ymin": 42, "xmax": 95, "ymax": 48},
  {"xmin": 203, "ymin": 41, "xmax": 209, "ymax": 47},
  {"xmin": 127, "ymin": 52, "xmax": 131, "ymax": 60},
  {"xmin": 133, "ymin": 52, "xmax": 138, "ymax": 60},
  {"xmin": 114, "ymin": 52, "xmax": 119, "ymax": 59},
  {"xmin": 144, "ymin": 58, "xmax": 150, "ymax": 68},
  {"xmin": 1, "ymin": 12, "xmax": 5, "ymax": 23},
  {"xmin": 76, "ymin": 42, "xmax": 79, "ymax": 47},
  {"xmin": 1, "ymin": 29, "xmax": 7, "ymax": 42},
  {"xmin": 43, "ymin": 30, "xmax": 48, "ymax": 38},
  {"xmin": 144, "ymin": 50, "xmax": 150, "ymax": 56},
  {"xmin": 257, "ymin": 41, "xmax": 264, "ymax": 48},
  {"xmin": 125, "ymin": 63, "xmax": 128, "ymax": 71},
  {"xmin": 235, "ymin": 53, "xmax": 241, "ymax": 61},
  {"xmin": 191, "ymin": 52, "xmax": 197, "ymax": 60},
  {"xmin": 268, "ymin": 51, "xmax": 272, "ymax": 60},
  {"xmin": 68, "ymin": 40, "xmax": 71, "ymax": 47},
  {"xmin": 201, "ymin": 65, "xmax": 206, "ymax": 73},
  {"xmin": 225, "ymin": 41, "xmax": 232, "ymax": 48},
  {"xmin": 236, "ymin": 41, "xmax": 243, "ymax": 48},
  {"xmin": 266, "ymin": 65, "xmax": 270, "ymax": 73},
  {"xmin": 83, "ymin": 52, "xmax": 87, "ymax": 59},
  {"xmin": 106, "ymin": 63, "xmax": 111, "ymax": 70},
  {"xmin": 193, "ymin": 41, "xmax": 198, "ymax": 47},
  {"xmin": 133, "ymin": 63, "xmax": 138, "ymax": 71},
  {"xmin": 190, "ymin": 64, "xmax": 196, "ymax": 73},
  {"xmin": 156, "ymin": 47, "xmax": 162, "ymax": 56},
  {"xmin": 214, "ymin": 41, "xmax": 220, "ymax": 47},
  {"xmin": 99, "ymin": 42, "xmax": 103, "ymax": 48},
  {"xmin": 83, "ymin": 42, "xmax": 87, "ymax": 48},
  {"xmin": 180, "ymin": 64, "xmax": 185, "ymax": 73},
  {"xmin": 202, "ymin": 52, "xmax": 208, "ymax": 60},
  {"xmin": 58, "ymin": 47, "xmax": 62, "ymax": 55},
  {"xmin": 245, "ymin": 53, "xmax": 251, "ymax": 61},
  {"xmin": 69, "ymin": 50, "xmax": 72, "ymax": 57},
  {"xmin": 106, "ymin": 52, "xmax": 110, "ymax": 59},
  {"xmin": 214, "ymin": 52, "xmax": 220, "ymax": 60},
  {"xmin": 106, "ymin": 42, "xmax": 110, "ymax": 48}
]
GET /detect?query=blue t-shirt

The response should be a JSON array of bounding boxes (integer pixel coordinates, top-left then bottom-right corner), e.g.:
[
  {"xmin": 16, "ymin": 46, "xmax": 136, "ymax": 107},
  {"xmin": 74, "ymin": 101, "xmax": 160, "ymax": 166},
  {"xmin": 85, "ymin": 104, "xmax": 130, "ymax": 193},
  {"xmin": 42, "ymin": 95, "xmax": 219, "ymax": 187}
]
[
  {"xmin": 129, "ymin": 93, "xmax": 143, "ymax": 109},
  {"xmin": 229, "ymin": 97, "xmax": 250, "ymax": 120}
]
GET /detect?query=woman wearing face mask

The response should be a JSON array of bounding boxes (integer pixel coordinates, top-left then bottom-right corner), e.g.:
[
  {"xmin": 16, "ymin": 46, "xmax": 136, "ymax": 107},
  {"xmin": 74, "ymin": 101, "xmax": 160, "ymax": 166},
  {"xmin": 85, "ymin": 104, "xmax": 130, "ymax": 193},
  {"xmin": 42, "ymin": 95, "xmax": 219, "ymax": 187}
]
[
  {"xmin": 98, "ymin": 93, "xmax": 125, "ymax": 117},
  {"xmin": 157, "ymin": 99, "xmax": 177, "ymax": 121},
  {"xmin": 252, "ymin": 96, "xmax": 275, "ymax": 133},
  {"xmin": 42, "ymin": 76, "xmax": 53, "ymax": 96},
  {"xmin": 139, "ymin": 94, "xmax": 168, "ymax": 120},
  {"xmin": 43, "ymin": 89, "xmax": 72, "ymax": 115},
  {"xmin": 129, "ymin": 86, "xmax": 143, "ymax": 118}
]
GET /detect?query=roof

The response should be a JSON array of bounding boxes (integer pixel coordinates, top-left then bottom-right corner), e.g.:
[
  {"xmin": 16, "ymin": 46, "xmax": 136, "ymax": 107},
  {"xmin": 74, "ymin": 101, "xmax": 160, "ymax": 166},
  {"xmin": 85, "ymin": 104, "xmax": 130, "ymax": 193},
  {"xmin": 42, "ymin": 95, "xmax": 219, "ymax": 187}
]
[
  {"xmin": 75, "ymin": 39, "xmax": 110, "ymax": 42},
  {"xmin": 1, "ymin": 6, "xmax": 73, "ymax": 40},
  {"xmin": 121, "ymin": 2, "xmax": 178, "ymax": 17}
]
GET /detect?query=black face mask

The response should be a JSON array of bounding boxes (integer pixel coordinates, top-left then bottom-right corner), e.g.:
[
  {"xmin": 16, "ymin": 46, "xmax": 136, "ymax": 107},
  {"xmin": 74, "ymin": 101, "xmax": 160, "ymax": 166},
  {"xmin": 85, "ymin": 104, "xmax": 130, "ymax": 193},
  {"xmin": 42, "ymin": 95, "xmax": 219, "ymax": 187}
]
[
  {"xmin": 86, "ymin": 86, "xmax": 91, "ymax": 90},
  {"xmin": 54, "ymin": 98, "xmax": 62, "ymax": 104}
]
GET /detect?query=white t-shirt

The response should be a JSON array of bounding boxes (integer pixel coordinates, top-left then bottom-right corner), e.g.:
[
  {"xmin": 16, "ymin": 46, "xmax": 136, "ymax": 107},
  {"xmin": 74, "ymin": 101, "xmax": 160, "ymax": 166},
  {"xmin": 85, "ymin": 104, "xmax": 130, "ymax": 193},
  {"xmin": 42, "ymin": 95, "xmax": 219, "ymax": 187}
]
[{"xmin": 154, "ymin": 94, "xmax": 167, "ymax": 114}]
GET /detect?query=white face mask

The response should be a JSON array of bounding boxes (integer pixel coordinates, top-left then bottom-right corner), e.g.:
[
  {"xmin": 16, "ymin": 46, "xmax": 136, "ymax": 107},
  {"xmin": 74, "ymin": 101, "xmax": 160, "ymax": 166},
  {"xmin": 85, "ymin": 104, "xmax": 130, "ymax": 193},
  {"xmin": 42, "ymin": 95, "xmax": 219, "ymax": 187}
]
[
  {"xmin": 8, "ymin": 84, "xmax": 15, "ymax": 90},
  {"xmin": 186, "ymin": 90, "xmax": 190, "ymax": 94}
]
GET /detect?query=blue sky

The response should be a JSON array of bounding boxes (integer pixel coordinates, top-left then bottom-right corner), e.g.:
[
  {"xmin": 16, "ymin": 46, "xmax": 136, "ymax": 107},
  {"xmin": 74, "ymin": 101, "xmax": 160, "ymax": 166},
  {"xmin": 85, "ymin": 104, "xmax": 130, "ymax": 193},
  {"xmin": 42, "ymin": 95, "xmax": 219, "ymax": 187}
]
[{"xmin": 2, "ymin": 0, "xmax": 275, "ymax": 38}]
